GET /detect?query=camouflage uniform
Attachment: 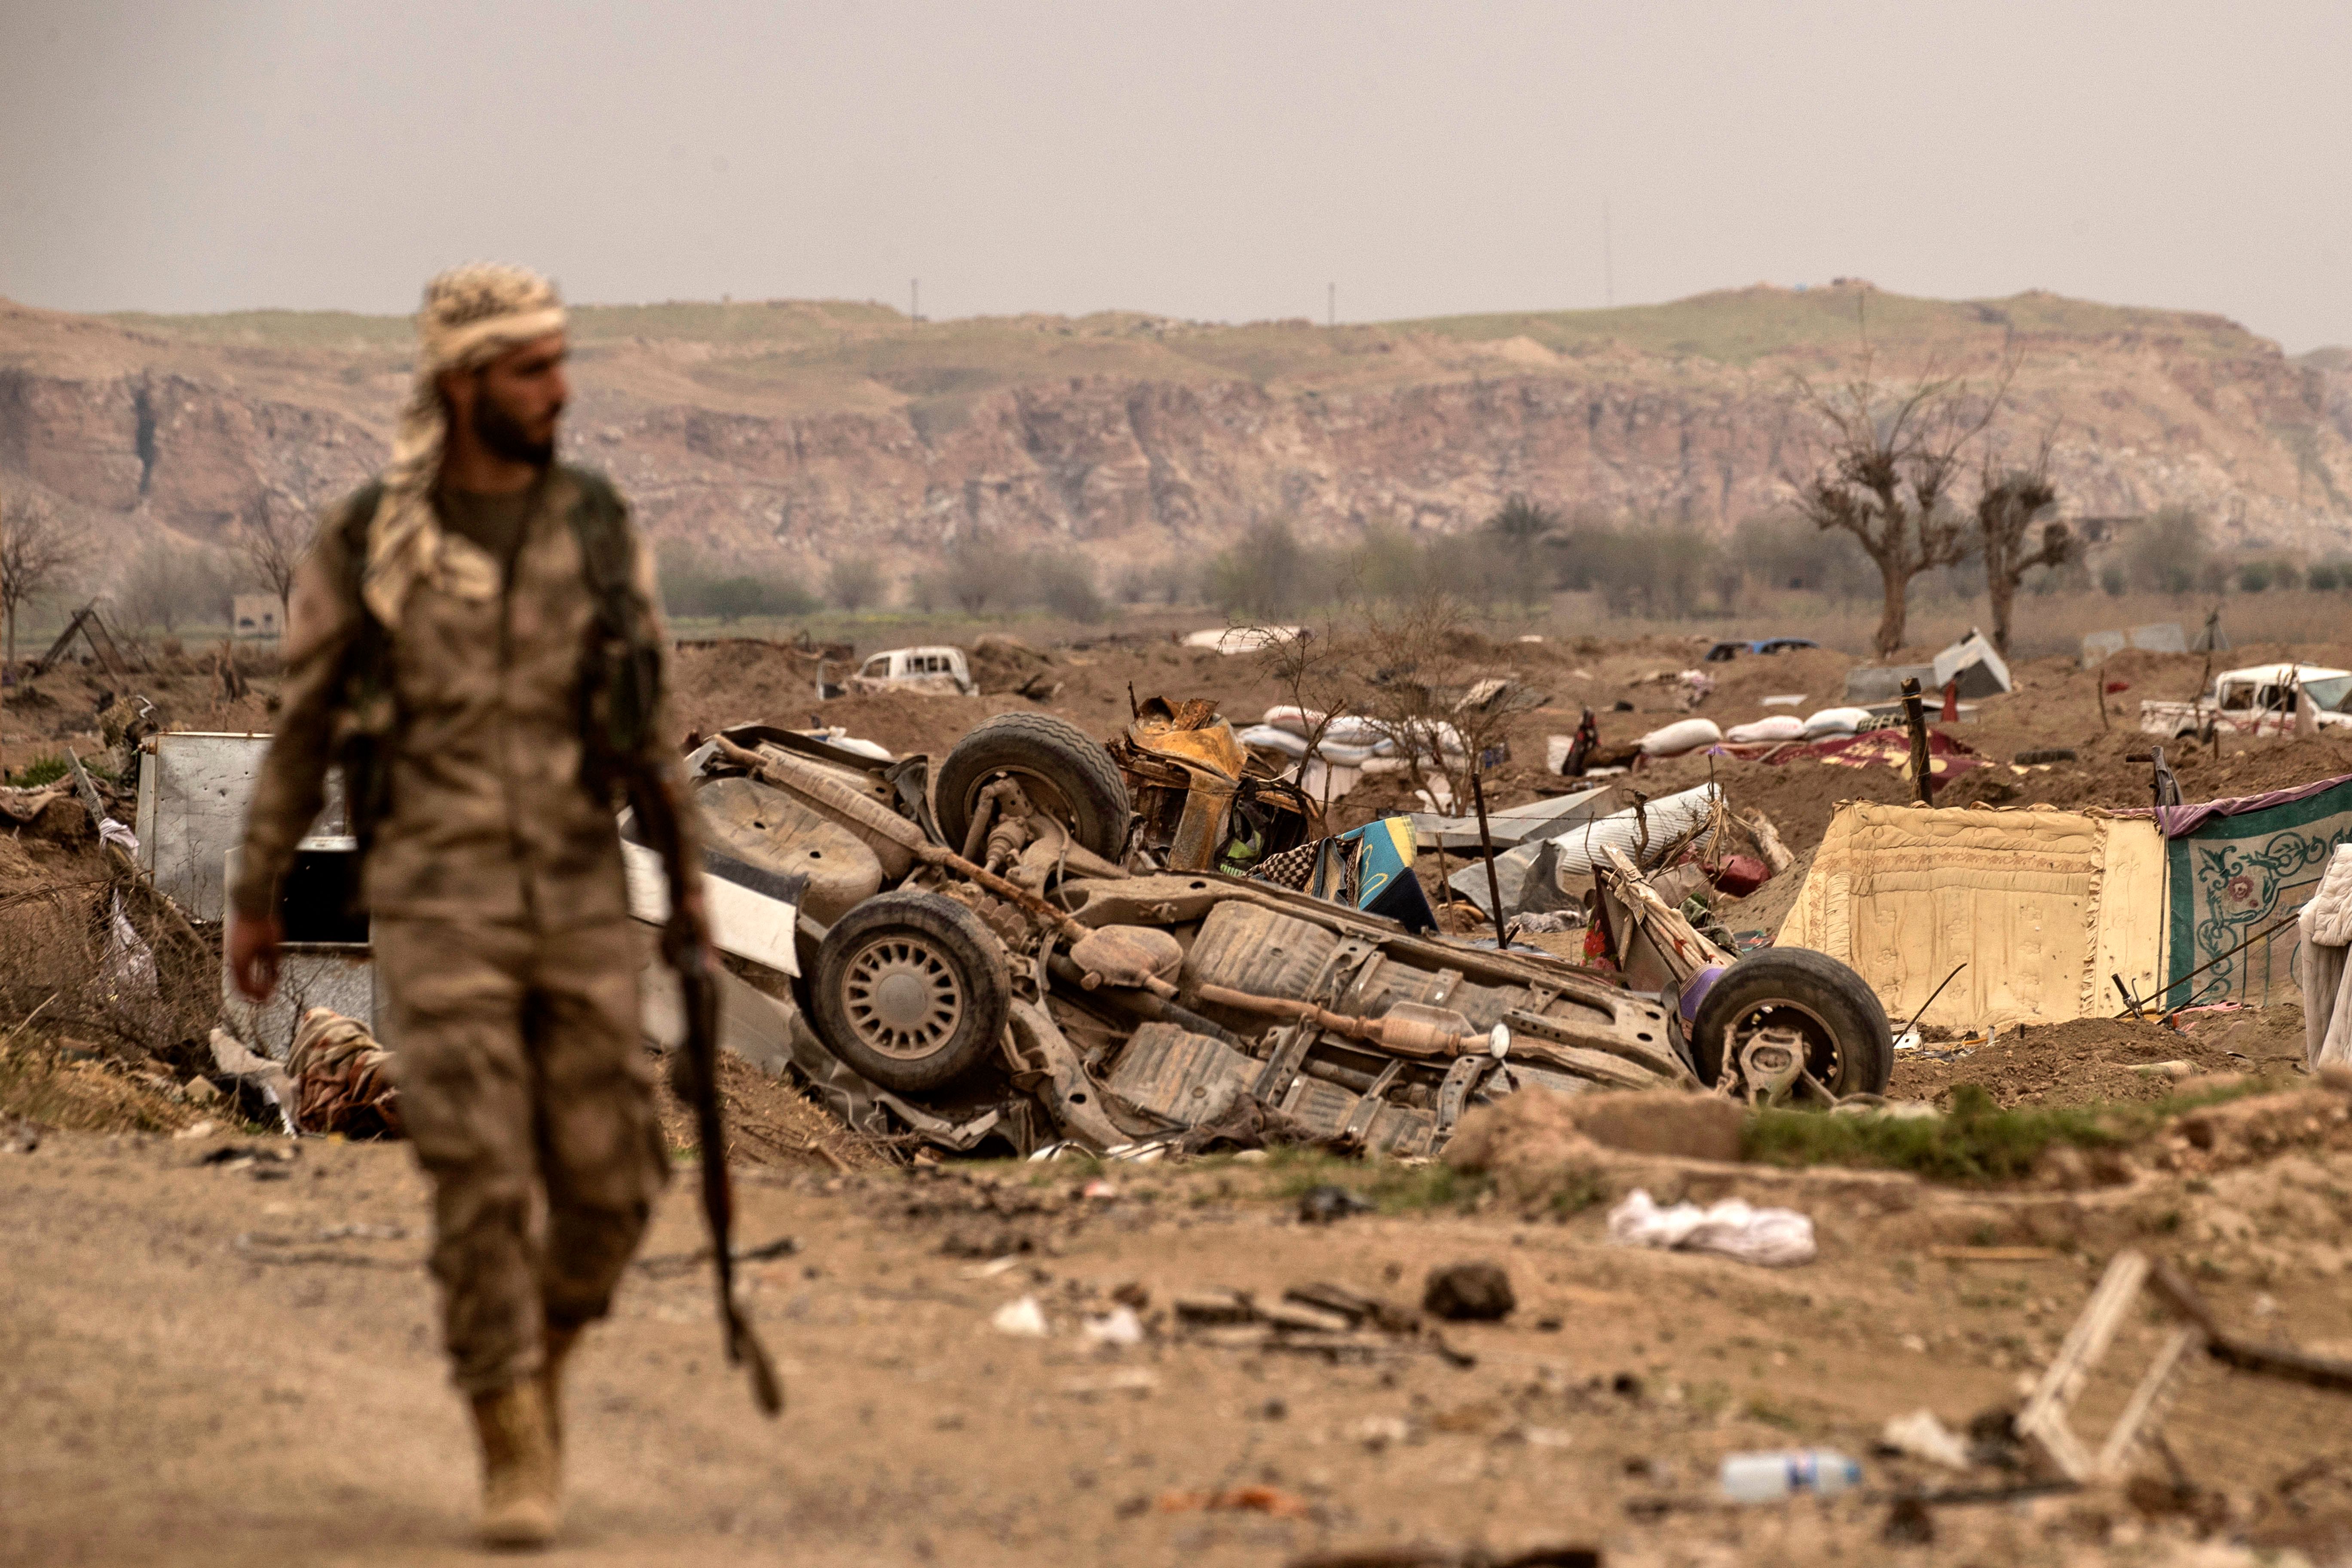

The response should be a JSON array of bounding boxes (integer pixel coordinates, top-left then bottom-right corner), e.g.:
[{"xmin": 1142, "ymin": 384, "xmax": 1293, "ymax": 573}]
[{"xmin": 234, "ymin": 466, "xmax": 695, "ymax": 1394}]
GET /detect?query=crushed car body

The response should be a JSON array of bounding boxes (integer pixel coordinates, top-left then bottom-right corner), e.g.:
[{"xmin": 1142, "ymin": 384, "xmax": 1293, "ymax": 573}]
[{"xmin": 683, "ymin": 700, "xmax": 1893, "ymax": 1160}]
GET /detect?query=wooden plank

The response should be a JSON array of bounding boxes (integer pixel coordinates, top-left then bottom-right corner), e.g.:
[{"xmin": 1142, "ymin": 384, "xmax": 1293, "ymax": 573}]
[
  {"xmin": 2017, "ymin": 1250, "xmax": 2151, "ymax": 1482},
  {"xmin": 2096, "ymin": 1325, "xmax": 2204, "ymax": 1478}
]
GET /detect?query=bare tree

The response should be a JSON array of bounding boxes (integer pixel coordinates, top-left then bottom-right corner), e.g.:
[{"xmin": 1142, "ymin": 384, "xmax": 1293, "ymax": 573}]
[
  {"xmin": 1351, "ymin": 591, "xmax": 1526, "ymax": 813},
  {"xmin": 1975, "ymin": 435, "xmax": 2070, "ymax": 656},
  {"xmin": 0, "ymin": 488, "xmax": 85, "ymax": 665},
  {"xmin": 1789, "ymin": 347, "xmax": 2013, "ymax": 656},
  {"xmin": 236, "ymin": 490, "xmax": 313, "ymax": 623},
  {"xmin": 1252, "ymin": 616, "xmax": 1358, "ymax": 821}
]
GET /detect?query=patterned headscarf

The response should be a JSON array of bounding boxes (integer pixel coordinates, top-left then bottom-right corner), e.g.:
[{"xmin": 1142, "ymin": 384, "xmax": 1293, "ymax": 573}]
[{"xmin": 361, "ymin": 263, "xmax": 567, "ymax": 625}]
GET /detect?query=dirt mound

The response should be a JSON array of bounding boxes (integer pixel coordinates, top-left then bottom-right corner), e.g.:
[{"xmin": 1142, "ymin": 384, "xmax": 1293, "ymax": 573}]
[
  {"xmin": 1893, "ymin": 1008, "xmax": 2306, "ymax": 1109},
  {"xmin": 646, "ymin": 1048, "xmax": 884, "ymax": 1172}
]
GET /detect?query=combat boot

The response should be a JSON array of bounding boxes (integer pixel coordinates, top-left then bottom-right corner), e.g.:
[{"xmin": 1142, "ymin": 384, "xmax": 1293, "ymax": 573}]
[
  {"xmin": 469, "ymin": 1379, "xmax": 559, "ymax": 1550},
  {"xmin": 538, "ymin": 1323, "xmax": 581, "ymax": 1454}
]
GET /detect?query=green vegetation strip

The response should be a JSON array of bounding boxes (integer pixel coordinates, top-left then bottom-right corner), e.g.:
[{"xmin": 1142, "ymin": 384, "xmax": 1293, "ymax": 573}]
[{"xmin": 1743, "ymin": 1080, "xmax": 2282, "ymax": 1184}]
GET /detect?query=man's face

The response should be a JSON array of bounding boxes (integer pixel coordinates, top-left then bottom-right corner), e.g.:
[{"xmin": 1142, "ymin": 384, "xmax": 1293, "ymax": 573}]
[{"xmin": 463, "ymin": 332, "xmax": 569, "ymax": 466}]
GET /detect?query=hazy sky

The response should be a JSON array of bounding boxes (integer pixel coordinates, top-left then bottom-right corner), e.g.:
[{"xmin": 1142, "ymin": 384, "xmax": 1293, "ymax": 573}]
[{"xmin": 3, "ymin": 1, "xmax": 2346, "ymax": 349}]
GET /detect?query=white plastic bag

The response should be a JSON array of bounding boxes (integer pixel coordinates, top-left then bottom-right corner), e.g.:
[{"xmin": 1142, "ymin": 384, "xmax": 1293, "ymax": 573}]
[{"xmin": 1605, "ymin": 1188, "xmax": 1816, "ymax": 1267}]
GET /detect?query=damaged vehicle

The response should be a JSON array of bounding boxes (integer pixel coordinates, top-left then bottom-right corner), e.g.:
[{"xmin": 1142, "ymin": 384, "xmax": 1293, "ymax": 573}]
[
  {"xmin": 846, "ymin": 645, "xmax": 977, "ymax": 697},
  {"xmin": 680, "ymin": 703, "xmax": 1894, "ymax": 1160}
]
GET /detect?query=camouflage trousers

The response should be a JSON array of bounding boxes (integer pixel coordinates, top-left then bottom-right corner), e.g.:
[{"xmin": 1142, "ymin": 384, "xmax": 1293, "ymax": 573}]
[{"xmin": 375, "ymin": 917, "xmax": 669, "ymax": 1394}]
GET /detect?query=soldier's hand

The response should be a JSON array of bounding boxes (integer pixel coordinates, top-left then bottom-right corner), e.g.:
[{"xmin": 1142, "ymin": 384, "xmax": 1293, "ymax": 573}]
[{"xmin": 229, "ymin": 912, "xmax": 285, "ymax": 1001}]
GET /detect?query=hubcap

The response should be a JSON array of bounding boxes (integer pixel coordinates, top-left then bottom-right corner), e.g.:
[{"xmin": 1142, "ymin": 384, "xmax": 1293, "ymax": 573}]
[{"xmin": 842, "ymin": 936, "xmax": 965, "ymax": 1060}]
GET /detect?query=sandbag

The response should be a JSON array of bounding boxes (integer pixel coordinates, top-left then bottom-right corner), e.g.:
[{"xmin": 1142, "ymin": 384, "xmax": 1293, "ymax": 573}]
[
  {"xmin": 1725, "ymin": 715, "xmax": 1806, "ymax": 744},
  {"xmin": 1802, "ymin": 706, "xmax": 1874, "ymax": 738},
  {"xmin": 1260, "ymin": 707, "xmax": 1392, "ymax": 750},
  {"xmin": 1637, "ymin": 718, "xmax": 1723, "ymax": 757}
]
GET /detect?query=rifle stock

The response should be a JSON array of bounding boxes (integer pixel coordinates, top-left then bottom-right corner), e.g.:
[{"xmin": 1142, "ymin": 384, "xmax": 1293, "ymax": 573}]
[{"xmin": 631, "ymin": 770, "xmax": 784, "ymax": 1418}]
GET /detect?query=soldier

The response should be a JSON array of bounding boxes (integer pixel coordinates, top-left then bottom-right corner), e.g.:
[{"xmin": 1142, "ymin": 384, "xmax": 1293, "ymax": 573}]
[{"xmin": 228, "ymin": 263, "xmax": 704, "ymax": 1549}]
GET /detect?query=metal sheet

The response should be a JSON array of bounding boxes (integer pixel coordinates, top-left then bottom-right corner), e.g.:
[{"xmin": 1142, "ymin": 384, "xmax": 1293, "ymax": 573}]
[
  {"xmin": 1104, "ymin": 1022, "xmax": 1259, "ymax": 1124},
  {"xmin": 622, "ymin": 840, "xmax": 802, "ymax": 977},
  {"xmin": 138, "ymin": 732, "xmax": 345, "ymax": 922}
]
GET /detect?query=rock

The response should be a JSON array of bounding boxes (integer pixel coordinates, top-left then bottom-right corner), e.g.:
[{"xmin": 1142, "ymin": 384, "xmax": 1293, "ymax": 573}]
[
  {"xmin": 172, "ymin": 1118, "xmax": 219, "ymax": 1141},
  {"xmin": 182, "ymin": 1076, "xmax": 223, "ymax": 1106},
  {"xmin": 1297, "ymin": 1184, "xmax": 1376, "ymax": 1225},
  {"xmin": 1423, "ymin": 1262, "xmax": 1515, "ymax": 1321}
]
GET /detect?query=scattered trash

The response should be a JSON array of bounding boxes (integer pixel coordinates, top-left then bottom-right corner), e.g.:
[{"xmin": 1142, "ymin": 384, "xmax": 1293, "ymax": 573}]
[
  {"xmin": 1605, "ymin": 1190, "xmax": 1817, "ymax": 1268},
  {"xmin": 1880, "ymin": 1409, "xmax": 1972, "ymax": 1470},
  {"xmin": 1344, "ymin": 1415, "xmax": 1412, "ymax": 1452},
  {"xmin": 1173, "ymin": 1289, "xmax": 1256, "ymax": 1326},
  {"xmin": 1718, "ymin": 1449, "xmax": 1862, "ymax": 1503},
  {"xmin": 1298, "ymin": 1184, "xmax": 1377, "ymax": 1225},
  {"xmin": 1422, "ymin": 1262, "xmax": 1515, "ymax": 1321},
  {"xmin": 990, "ymin": 1295, "xmax": 1050, "ymax": 1338},
  {"xmin": 1287, "ymin": 1543, "xmax": 1598, "ymax": 1568},
  {"xmin": 1060, "ymin": 1367, "xmax": 1158, "ymax": 1398},
  {"xmin": 1154, "ymin": 1483, "xmax": 1312, "ymax": 1518},
  {"xmin": 1761, "ymin": 693, "xmax": 1807, "ymax": 707},
  {"xmin": 1081, "ymin": 1306, "xmax": 1145, "ymax": 1348}
]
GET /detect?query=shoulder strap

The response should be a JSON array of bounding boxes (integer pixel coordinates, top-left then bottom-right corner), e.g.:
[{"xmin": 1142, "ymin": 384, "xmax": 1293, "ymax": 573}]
[
  {"xmin": 336, "ymin": 479, "xmax": 387, "ymax": 609},
  {"xmin": 561, "ymin": 465, "xmax": 641, "ymax": 638}
]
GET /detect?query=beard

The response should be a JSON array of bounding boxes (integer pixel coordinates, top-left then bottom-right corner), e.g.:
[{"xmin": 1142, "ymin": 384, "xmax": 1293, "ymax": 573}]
[{"xmin": 472, "ymin": 390, "xmax": 557, "ymax": 467}]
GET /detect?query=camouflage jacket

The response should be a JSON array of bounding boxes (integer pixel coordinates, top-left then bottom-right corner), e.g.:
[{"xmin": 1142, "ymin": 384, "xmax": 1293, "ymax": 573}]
[{"xmin": 231, "ymin": 465, "xmax": 699, "ymax": 929}]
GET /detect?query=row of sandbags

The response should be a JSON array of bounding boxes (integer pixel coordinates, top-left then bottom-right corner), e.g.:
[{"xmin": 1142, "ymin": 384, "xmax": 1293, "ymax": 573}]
[
  {"xmin": 1637, "ymin": 707, "xmax": 1880, "ymax": 758},
  {"xmin": 1237, "ymin": 705, "xmax": 1470, "ymax": 768}
]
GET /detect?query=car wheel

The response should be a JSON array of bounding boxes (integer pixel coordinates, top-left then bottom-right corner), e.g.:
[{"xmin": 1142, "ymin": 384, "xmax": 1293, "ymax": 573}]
[
  {"xmin": 934, "ymin": 711, "xmax": 1132, "ymax": 862},
  {"xmin": 1689, "ymin": 947, "xmax": 1892, "ymax": 1097},
  {"xmin": 808, "ymin": 891, "xmax": 1011, "ymax": 1093}
]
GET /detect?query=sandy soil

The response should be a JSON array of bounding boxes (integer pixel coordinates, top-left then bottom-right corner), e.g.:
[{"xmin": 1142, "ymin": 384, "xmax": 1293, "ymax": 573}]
[
  {"xmin": 8, "ymin": 1084, "xmax": 2352, "ymax": 1568},
  {"xmin": 12, "ymin": 625, "xmax": 2352, "ymax": 1565}
]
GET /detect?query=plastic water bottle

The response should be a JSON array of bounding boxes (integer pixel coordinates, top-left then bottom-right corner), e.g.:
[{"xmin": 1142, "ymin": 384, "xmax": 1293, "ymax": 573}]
[{"xmin": 1718, "ymin": 1449, "xmax": 1863, "ymax": 1503}]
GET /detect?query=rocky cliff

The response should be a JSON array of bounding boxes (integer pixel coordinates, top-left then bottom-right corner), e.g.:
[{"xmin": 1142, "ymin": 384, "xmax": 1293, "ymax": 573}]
[{"xmin": 3, "ymin": 284, "xmax": 2348, "ymax": 589}]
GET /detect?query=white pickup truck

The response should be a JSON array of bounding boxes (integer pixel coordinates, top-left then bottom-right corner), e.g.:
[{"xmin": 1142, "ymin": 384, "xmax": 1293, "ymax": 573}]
[
  {"xmin": 2138, "ymin": 662, "xmax": 2352, "ymax": 739},
  {"xmin": 846, "ymin": 645, "xmax": 976, "ymax": 697}
]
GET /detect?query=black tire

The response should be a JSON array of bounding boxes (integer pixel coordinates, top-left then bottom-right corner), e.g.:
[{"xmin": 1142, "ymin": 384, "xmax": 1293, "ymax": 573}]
[
  {"xmin": 807, "ymin": 891, "xmax": 1011, "ymax": 1093},
  {"xmin": 1690, "ymin": 947, "xmax": 1892, "ymax": 1097},
  {"xmin": 933, "ymin": 711, "xmax": 1131, "ymax": 862}
]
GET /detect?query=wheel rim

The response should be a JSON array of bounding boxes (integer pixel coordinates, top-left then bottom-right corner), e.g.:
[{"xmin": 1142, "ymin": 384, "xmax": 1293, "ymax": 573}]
[
  {"xmin": 1715, "ymin": 998, "xmax": 1843, "ymax": 1090},
  {"xmin": 841, "ymin": 934, "xmax": 966, "ymax": 1060}
]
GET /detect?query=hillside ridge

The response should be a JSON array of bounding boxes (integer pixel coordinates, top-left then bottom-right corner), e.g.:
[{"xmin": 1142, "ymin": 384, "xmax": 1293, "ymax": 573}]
[{"xmin": 3, "ymin": 284, "xmax": 2347, "ymax": 583}]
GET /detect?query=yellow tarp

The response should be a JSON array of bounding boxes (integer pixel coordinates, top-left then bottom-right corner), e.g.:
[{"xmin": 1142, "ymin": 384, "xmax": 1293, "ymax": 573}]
[{"xmin": 1776, "ymin": 802, "xmax": 2166, "ymax": 1029}]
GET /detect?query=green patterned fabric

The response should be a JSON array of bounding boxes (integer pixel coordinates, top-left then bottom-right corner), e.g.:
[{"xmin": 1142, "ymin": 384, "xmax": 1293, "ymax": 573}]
[{"xmin": 2162, "ymin": 777, "xmax": 2352, "ymax": 1008}]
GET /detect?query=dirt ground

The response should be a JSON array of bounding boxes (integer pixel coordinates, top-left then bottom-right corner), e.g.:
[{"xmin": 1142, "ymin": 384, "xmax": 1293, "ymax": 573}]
[{"xmin": 10, "ymin": 624, "xmax": 2352, "ymax": 1565}]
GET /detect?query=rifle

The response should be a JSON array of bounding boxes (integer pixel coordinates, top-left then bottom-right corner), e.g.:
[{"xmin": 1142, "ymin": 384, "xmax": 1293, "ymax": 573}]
[{"xmin": 625, "ymin": 765, "xmax": 784, "ymax": 1418}]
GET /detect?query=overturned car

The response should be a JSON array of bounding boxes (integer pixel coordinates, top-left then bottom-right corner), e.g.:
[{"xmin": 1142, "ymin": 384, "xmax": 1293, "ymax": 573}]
[{"xmin": 674, "ymin": 707, "xmax": 1890, "ymax": 1159}]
